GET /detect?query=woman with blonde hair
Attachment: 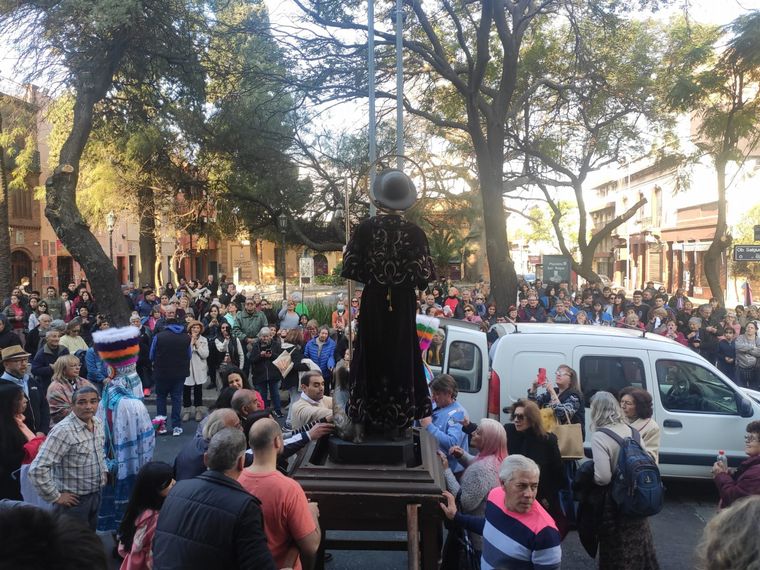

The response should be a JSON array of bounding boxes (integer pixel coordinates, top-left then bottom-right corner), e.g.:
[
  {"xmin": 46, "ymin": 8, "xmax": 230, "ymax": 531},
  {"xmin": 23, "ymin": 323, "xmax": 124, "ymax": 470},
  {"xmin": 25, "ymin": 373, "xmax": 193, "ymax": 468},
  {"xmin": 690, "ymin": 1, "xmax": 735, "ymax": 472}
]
[
  {"xmin": 442, "ymin": 418, "xmax": 507, "ymax": 560},
  {"xmin": 47, "ymin": 354, "xmax": 94, "ymax": 425}
]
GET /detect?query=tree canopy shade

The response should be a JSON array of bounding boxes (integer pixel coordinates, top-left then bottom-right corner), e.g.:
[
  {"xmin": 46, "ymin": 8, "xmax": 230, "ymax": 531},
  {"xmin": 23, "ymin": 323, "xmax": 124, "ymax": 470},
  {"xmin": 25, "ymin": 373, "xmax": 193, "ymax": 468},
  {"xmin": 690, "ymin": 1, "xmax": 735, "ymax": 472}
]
[
  {"xmin": 0, "ymin": 0, "xmax": 210, "ymax": 324},
  {"xmin": 662, "ymin": 11, "xmax": 760, "ymax": 306},
  {"xmin": 289, "ymin": 0, "xmax": 676, "ymax": 309}
]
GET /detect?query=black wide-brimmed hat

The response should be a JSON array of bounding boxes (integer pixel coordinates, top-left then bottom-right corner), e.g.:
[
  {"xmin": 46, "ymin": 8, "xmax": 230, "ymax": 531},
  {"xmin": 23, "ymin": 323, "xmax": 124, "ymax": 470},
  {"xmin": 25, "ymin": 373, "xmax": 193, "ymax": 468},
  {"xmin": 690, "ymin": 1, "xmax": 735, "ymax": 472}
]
[{"xmin": 370, "ymin": 169, "xmax": 417, "ymax": 212}]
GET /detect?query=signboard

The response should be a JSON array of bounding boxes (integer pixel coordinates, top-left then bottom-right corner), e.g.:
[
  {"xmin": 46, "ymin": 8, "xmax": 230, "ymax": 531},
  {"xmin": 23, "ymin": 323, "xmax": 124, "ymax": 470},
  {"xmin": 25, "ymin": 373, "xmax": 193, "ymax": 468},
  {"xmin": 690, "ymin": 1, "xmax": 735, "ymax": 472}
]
[
  {"xmin": 528, "ymin": 255, "xmax": 541, "ymax": 265},
  {"xmin": 755, "ymin": 225, "xmax": 760, "ymax": 242},
  {"xmin": 734, "ymin": 245, "xmax": 760, "ymax": 262},
  {"xmin": 542, "ymin": 255, "xmax": 572, "ymax": 284},
  {"xmin": 299, "ymin": 256, "xmax": 314, "ymax": 286}
]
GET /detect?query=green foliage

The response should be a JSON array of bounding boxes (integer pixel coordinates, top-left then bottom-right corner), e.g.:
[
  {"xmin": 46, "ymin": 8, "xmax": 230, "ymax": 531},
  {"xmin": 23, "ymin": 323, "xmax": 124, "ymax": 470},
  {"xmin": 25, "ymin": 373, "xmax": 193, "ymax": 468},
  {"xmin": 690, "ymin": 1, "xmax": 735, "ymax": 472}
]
[
  {"xmin": 0, "ymin": 96, "xmax": 37, "ymax": 193},
  {"xmin": 303, "ymin": 299, "xmax": 333, "ymax": 327},
  {"xmin": 662, "ymin": 14, "xmax": 760, "ymax": 163},
  {"xmin": 731, "ymin": 204, "xmax": 760, "ymax": 283}
]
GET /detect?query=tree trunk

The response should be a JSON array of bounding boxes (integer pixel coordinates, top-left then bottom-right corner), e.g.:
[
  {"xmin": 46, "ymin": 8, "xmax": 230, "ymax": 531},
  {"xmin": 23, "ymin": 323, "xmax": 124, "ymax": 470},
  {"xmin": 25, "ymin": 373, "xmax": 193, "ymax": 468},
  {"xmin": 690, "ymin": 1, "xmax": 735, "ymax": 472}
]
[
  {"xmin": 0, "ymin": 114, "xmax": 12, "ymax": 299},
  {"xmin": 479, "ymin": 171, "xmax": 517, "ymax": 311},
  {"xmin": 574, "ymin": 256, "xmax": 602, "ymax": 285},
  {"xmin": 138, "ymin": 186, "xmax": 157, "ymax": 288},
  {"xmin": 45, "ymin": 172, "xmax": 131, "ymax": 324},
  {"xmin": 703, "ymin": 158, "xmax": 729, "ymax": 307}
]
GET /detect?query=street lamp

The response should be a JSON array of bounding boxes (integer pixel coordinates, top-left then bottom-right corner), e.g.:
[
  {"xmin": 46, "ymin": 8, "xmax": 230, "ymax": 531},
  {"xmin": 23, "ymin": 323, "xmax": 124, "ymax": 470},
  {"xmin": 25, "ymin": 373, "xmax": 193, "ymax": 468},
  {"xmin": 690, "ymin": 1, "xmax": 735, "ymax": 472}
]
[
  {"xmin": 277, "ymin": 212, "xmax": 288, "ymax": 301},
  {"xmin": 106, "ymin": 210, "xmax": 116, "ymax": 263}
]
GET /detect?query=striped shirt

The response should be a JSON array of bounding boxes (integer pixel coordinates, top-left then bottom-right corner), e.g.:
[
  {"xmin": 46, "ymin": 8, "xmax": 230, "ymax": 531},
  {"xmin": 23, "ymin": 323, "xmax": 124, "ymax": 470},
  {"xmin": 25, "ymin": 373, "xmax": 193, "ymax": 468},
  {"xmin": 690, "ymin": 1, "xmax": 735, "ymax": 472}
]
[
  {"xmin": 29, "ymin": 412, "xmax": 106, "ymax": 503},
  {"xmin": 455, "ymin": 486, "xmax": 561, "ymax": 570}
]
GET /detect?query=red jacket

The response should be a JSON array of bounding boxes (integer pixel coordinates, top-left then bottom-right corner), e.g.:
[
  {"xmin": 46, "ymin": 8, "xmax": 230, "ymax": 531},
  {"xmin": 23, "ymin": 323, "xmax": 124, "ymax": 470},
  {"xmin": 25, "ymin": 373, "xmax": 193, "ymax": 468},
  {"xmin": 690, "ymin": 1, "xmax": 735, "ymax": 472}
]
[{"xmin": 714, "ymin": 454, "xmax": 760, "ymax": 508}]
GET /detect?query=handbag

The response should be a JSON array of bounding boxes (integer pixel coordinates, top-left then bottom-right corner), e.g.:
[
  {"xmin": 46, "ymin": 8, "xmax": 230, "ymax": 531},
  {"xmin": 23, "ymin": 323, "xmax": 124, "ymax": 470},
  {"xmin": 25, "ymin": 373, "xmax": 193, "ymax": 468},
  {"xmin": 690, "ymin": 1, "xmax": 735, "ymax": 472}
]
[
  {"xmin": 273, "ymin": 347, "xmax": 295, "ymax": 378},
  {"xmin": 553, "ymin": 408, "xmax": 584, "ymax": 460}
]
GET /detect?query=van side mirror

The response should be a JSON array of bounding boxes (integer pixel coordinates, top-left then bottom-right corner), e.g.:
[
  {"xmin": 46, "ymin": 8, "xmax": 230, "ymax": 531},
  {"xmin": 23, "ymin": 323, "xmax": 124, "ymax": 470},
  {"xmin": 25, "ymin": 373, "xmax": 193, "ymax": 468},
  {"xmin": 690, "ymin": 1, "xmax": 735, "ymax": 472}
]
[{"xmin": 738, "ymin": 396, "xmax": 754, "ymax": 418}]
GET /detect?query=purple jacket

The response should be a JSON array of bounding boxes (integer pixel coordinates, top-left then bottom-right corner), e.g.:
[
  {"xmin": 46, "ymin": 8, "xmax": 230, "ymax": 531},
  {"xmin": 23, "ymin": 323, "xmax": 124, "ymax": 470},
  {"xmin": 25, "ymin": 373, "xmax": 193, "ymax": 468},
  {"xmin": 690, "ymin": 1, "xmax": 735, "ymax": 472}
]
[{"xmin": 714, "ymin": 454, "xmax": 760, "ymax": 508}]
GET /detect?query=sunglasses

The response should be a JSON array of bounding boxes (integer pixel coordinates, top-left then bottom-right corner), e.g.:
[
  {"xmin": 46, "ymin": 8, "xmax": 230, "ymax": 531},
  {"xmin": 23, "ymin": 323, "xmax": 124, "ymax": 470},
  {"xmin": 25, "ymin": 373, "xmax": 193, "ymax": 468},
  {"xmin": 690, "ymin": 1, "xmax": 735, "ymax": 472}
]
[{"xmin": 512, "ymin": 413, "xmax": 525, "ymax": 421}]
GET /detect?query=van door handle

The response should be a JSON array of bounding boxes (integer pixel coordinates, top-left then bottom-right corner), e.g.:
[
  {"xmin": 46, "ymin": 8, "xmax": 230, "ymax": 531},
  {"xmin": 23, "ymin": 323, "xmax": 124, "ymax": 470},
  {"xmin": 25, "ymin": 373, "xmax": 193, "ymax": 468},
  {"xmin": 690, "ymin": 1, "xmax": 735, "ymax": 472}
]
[{"xmin": 663, "ymin": 420, "xmax": 682, "ymax": 428}]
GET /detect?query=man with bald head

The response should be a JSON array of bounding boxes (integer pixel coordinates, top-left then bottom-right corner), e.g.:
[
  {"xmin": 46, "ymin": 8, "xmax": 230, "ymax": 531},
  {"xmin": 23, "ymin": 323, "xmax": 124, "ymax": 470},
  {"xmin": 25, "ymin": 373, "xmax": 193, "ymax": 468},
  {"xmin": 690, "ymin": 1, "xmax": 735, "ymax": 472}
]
[
  {"xmin": 239, "ymin": 418, "xmax": 321, "ymax": 570},
  {"xmin": 174, "ymin": 409, "xmax": 242, "ymax": 481},
  {"xmin": 231, "ymin": 388, "xmax": 262, "ymax": 437}
]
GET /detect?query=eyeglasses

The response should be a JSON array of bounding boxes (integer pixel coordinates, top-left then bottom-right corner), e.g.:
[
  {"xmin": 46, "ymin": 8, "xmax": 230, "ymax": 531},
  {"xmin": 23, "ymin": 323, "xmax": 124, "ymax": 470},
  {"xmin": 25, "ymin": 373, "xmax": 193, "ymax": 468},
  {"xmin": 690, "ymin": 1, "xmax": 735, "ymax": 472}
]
[
  {"xmin": 512, "ymin": 413, "xmax": 525, "ymax": 421},
  {"xmin": 555, "ymin": 370, "xmax": 570, "ymax": 376},
  {"xmin": 745, "ymin": 435, "xmax": 759, "ymax": 444}
]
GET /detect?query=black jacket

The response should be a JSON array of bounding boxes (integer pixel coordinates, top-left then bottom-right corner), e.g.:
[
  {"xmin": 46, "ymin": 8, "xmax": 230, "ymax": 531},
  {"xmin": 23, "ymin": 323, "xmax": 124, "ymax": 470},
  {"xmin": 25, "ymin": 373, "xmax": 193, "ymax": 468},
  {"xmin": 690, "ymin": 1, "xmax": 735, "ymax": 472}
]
[
  {"xmin": 505, "ymin": 424, "xmax": 564, "ymax": 505},
  {"xmin": 30, "ymin": 344, "xmax": 70, "ymax": 393},
  {"xmin": 249, "ymin": 338, "xmax": 282, "ymax": 386},
  {"xmin": 152, "ymin": 470, "xmax": 276, "ymax": 570},
  {"xmin": 0, "ymin": 373, "xmax": 50, "ymax": 434},
  {"xmin": 150, "ymin": 325, "xmax": 191, "ymax": 381}
]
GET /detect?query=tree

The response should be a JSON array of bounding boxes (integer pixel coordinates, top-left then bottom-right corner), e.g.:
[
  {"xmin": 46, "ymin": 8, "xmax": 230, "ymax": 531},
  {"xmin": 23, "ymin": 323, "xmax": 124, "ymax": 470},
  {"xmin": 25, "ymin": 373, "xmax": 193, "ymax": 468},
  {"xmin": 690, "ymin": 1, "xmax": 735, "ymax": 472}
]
[
  {"xmin": 730, "ymin": 204, "xmax": 760, "ymax": 287},
  {"xmin": 0, "ymin": 0, "xmax": 207, "ymax": 324},
  {"xmin": 663, "ymin": 11, "xmax": 760, "ymax": 306},
  {"xmin": 509, "ymin": 8, "xmax": 663, "ymax": 282},
  {"xmin": 288, "ymin": 0, "xmax": 671, "ymax": 310}
]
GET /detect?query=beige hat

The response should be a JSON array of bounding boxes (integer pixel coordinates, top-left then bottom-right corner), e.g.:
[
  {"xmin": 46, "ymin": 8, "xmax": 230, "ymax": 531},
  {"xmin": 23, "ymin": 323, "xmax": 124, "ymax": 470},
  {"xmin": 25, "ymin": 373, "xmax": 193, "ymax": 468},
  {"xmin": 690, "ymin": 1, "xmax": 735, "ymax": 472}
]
[{"xmin": 1, "ymin": 345, "xmax": 31, "ymax": 362}]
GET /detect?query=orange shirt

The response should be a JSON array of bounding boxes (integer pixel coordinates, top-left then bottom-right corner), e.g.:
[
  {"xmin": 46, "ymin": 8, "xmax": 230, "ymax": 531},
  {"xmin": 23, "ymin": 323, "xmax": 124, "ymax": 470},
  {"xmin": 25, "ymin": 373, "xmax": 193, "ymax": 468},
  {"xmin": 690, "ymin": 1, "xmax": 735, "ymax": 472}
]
[{"xmin": 238, "ymin": 469, "xmax": 316, "ymax": 570}]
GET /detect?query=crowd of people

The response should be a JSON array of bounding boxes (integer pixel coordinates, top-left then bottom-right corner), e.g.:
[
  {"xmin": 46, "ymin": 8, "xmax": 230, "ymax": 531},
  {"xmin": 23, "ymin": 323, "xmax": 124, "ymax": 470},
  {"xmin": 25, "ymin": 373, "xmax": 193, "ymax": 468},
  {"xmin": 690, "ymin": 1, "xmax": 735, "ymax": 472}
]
[
  {"xmin": 1, "ymin": 273, "xmax": 760, "ymax": 570},
  {"xmin": 420, "ymin": 278, "xmax": 760, "ymax": 391}
]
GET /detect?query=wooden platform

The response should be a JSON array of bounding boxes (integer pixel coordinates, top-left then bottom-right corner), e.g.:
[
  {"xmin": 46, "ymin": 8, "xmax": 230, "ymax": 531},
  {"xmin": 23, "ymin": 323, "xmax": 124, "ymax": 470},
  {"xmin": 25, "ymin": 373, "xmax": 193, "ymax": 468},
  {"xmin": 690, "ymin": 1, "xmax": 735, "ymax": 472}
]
[{"xmin": 290, "ymin": 428, "xmax": 446, "ymax": 570}]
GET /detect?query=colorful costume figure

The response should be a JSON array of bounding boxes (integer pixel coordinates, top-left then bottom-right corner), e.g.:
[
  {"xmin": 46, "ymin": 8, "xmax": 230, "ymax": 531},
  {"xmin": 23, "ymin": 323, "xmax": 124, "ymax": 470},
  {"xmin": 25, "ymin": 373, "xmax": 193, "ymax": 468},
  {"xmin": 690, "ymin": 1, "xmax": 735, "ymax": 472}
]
[
  {"xmin": 342, "ymin": 170, "xmax": 435, "ymax": 433},
  {"xmin": 417, "ymin": 315, "xmax": 440, "ymax": 388},
  {"xmin": 94, "ymin": 327, "xmax": 155, "ymax": 532}
]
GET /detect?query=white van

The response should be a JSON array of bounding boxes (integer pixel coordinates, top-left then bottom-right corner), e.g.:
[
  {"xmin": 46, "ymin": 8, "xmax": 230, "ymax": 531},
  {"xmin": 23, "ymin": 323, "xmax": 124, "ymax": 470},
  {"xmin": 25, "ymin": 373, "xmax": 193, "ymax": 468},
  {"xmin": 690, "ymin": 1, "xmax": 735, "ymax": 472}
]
[{"xmin": 435, "ymin": 321, "xmax": 759, "ymax": 479}]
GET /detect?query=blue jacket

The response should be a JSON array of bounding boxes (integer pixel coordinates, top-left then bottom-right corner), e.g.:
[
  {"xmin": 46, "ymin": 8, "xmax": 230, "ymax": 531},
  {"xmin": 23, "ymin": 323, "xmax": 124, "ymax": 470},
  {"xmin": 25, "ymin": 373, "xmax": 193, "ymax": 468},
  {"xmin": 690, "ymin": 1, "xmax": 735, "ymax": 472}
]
[
  {"xmin": 426, "ymin": 401, "xmax": 469, "ymax": 473},
  {"xmin": 152, "ymin": 470, "xmax": 276, "ymax": 570},
  {"xmin": 85, "ymin": 347, "xmax": 109, "ymax": 385},
  {"xmin": 303, "ymin": 337, "xmax": 336, "ymax": 379}
]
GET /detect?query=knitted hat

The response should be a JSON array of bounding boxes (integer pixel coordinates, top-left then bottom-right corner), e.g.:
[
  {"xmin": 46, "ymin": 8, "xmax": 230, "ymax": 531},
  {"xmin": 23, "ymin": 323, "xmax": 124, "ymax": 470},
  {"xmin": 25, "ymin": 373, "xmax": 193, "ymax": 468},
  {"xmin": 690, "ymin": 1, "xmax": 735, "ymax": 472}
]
[
  {"xmin": 416, "ymin": 315, "xmax": 440, "ymax": 352},
  {"xmin": 93, "ymin": 326, "xmax": 140, "ymax": 369}
]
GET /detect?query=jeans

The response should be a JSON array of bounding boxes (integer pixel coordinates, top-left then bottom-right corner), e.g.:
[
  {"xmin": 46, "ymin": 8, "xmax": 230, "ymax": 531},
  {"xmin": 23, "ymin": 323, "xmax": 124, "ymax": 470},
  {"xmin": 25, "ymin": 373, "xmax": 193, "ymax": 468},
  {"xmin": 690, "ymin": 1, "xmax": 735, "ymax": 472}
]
[
  {"xmin": 156, "ymin": 377, "xmax": 184, "ymax": 429},
  {"xmin": 53, "ymin": 490, "xmax": 102, "ymax": 531},
  {"xmin": 286, "ymin": 387, "xmax": 301, "ymax": 425},
  {"xmin": 255, "ymin": 378, "xmax": 282, "ymax": 413}
]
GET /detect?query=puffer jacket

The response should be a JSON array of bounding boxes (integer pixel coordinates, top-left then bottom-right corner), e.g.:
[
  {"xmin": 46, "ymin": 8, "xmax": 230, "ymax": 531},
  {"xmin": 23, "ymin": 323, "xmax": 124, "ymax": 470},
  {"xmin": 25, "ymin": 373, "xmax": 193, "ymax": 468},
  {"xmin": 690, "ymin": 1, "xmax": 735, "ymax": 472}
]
[
  {"xmin": 303, "ymin": 336, "xmax": 336, "ymax": 380},
  {"xmin": 152, "ymin": 470, "xmax": 275, "ymax": 570},
  {"xmin": 735, "ymin": 334, "xmax": 760, "ymax": 369}
]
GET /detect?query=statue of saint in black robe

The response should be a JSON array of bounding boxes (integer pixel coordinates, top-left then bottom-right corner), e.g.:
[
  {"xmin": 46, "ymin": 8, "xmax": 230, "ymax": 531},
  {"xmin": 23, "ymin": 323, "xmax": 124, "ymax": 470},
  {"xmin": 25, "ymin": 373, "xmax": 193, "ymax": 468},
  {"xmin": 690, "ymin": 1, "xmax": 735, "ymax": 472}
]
[{"xmin": 341, "ymin": 213, "xmax": 435, "ymax": 432}]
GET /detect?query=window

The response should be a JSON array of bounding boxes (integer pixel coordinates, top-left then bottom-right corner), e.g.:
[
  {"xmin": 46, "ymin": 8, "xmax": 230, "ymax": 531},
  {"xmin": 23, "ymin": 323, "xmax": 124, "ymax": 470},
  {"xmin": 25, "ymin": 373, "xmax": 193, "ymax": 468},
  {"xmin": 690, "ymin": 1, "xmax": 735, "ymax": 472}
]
[
  {"xmin": 656, "ymin": 360, "xmax": 739, "ymax": 414},
  {"xmin": 445, "ymin": 341, "xmax": 482, "ymax": 393},
  {"xmin": 580, "ymin": 356, "xmax": 646, "ymax": 404}
]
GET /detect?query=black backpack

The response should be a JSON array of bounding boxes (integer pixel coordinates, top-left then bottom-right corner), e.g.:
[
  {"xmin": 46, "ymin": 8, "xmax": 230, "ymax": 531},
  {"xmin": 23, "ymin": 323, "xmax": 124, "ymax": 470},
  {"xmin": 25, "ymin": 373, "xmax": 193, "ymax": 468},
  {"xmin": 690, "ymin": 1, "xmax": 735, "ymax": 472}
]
[{"xmin": 598, "ymin": 426, "xmax": 664, "ymax": 517}]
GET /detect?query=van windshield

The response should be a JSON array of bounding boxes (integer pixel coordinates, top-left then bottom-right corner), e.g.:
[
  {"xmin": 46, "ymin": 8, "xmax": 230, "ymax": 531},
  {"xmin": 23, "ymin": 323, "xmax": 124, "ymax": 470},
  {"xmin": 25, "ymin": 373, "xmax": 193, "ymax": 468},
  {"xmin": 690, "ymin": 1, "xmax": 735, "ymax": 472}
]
[{"xmin": 655, "ymin": 360, "xmax": 739, "ymax": 415}]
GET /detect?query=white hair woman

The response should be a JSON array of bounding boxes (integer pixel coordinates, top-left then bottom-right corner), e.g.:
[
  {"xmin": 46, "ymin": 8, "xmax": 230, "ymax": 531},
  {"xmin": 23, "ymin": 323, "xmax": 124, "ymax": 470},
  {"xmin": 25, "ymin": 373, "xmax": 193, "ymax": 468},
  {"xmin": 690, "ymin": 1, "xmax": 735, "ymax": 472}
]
[
  {"xmin": 697, "ymin": 495, "xmax": 760, "ymax": 570},
  {"xmin": 590, "ymin": 391, "xmax": 659, "ymax": 569},
  {"xmin": 439, "ymin": 454, "xmax": 561, "ymax": 570}
]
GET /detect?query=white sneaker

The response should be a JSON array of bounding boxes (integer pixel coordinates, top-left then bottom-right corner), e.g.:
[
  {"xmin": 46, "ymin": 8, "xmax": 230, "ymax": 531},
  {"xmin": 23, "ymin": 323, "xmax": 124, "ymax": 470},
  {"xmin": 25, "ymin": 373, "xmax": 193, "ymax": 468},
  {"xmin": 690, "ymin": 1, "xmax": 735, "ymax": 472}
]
[{"xmin": 172, "ymin": 427, "xmax": 183, "ymax": 437}]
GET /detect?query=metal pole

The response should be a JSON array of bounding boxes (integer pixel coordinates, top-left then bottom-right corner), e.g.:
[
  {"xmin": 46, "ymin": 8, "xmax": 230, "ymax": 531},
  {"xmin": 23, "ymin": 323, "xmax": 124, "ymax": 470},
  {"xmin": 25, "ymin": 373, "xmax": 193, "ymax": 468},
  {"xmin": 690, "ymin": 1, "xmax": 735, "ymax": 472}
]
[
  {"xmin": 626, "ymin": 164, "xmax": 631, "ymax": 291},
  {"xmin": 368, "ymin": 0, "xmax": 377, "ymax": 217},
  {"xmin": 109, "ymin": 230, "xmax": 114, "ymax": 263},
  {"xmin": 282, "ymin": 233, "xmax": 287, "ymax": 302},
  {"xmin": 395, "ymin": 0, "xmax": 404, "ymax": 170},
  {"xmin": 344, "ymin": 178, "xmax": 354, "ymax": 360}
]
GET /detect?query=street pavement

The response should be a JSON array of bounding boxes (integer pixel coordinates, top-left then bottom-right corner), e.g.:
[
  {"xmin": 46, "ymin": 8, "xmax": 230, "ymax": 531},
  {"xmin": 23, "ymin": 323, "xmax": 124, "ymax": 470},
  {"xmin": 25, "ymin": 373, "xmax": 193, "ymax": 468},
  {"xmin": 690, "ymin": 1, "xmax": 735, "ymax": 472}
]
[{"xmin": 101, "ymin": 393, "xmax": 720, "ymax": 569}]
